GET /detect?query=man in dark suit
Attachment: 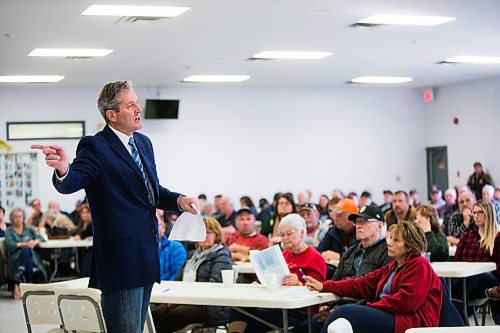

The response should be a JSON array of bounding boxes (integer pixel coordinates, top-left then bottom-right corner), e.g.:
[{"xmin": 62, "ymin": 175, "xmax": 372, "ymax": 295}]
[{"xmin": 32, "ymin": 81, "xmax": 198, "ymax": 333}]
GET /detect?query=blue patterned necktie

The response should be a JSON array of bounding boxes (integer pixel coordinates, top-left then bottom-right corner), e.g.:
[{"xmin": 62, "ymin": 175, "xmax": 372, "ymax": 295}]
[{"xmin": 128, "ymin": 137, "xmax": 153, "ymax": 203}]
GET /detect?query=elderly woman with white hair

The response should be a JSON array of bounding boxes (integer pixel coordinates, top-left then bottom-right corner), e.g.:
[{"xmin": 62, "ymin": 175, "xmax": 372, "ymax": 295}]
[{"xmin": 227, "ymin": 213, "xmax": 326, "ymax": 333}]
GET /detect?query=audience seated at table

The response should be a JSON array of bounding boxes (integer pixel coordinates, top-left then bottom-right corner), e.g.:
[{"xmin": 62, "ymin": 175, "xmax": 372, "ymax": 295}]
[
  {"xmin": 414, "ymin": 204, "xmax": 449, "ymax": 262},
  {"xmin": 5, "ymin": 208, "xmax": 47, "ymax": 298},
  {"xmin": 216, "ymin": 196, "xmax": 238, "ymax": 235},
  {"xmin": 294, "ymin": 205, "xmax": 391, "ymax": 333},
  {"xmin": 443, "ymin": 191, "xmax": 476, "ymax": 245},
  {"xmin": 39, "ymin": 208, "xmax": 76, "ymax": 238},
  {"xmin": 316, "ymin": 199, "xmax": 359, "ymax": 263},
  {"xmin": 152, "ymin": 217, "xmax": 232, "ymax": 333},
  {"xmin": 453, "ymin": 199, "xmax": 500, "ymax": 324},
  {"xmin": 227, "ymin": 213, "xmax": 326, "ymax": 333},
  {"xmin": 26, "ymin": 198, "xmax": 43, "ymax": 230},
  {"xmin": 157, "ymin": 210, "xmax": 186, "ymax": 281},
  {"xmin": 72, "ymin": 203, "xmax": 94, "ymax": 277},
  {"xmin": 260, "ymin": 192, "xmax": 296, "ymax": 243},
  {"xmin": 0, "ymin": 205, "xmax": 10, "ymax": 286},
  {"xmin": 384, "ymin": 190, "xmax": 417, "ymax": 228},
  {"xmin": 0, "ymin": 205, "xmax": 10, "ymax": 237},
  {"xmin": 306, "ymin": 221, "xmax": 442, "ymax": 333},
  {"xmin": 224, "ymin": 207, "xmax": 268, "ymax": 262},
  {"xmin": 298, "ymin": 202, "xmax": 328, "ymax": 247}
]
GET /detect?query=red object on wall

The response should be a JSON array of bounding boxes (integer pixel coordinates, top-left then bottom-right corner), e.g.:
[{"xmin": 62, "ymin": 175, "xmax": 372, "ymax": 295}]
[{"xmin": 453, "ymin": 117, "xmax": 459, "ymax": 125}]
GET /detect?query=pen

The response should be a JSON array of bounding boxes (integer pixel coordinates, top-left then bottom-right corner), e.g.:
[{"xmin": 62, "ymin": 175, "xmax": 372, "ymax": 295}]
[
  {"xmin": 162, "ymin": 288, "xmax": 170, "ymax": 293},
  {"xmin": 298, "ymin": 268, "xmax": 306, "ymax": 279}
]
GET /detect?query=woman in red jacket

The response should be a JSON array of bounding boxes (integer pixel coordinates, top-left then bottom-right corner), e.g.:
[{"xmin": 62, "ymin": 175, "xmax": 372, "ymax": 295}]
[{"xmin": 305, "ymin": 221, "xmax": 443, "ymax": 333}]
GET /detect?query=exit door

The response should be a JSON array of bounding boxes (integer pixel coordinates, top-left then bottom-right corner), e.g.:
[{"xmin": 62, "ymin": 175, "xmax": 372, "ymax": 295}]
[{"xmin": 426, "ymin": 146, "xmax": 449, "ymax": 200}]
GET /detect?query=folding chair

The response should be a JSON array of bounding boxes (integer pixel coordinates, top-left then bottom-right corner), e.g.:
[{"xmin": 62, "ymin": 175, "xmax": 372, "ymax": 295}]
[
  {"xmin": 55, "ymin": 287, "xmax": 106, "ymax": 333},
  {"xmin": 144, "ymin": 306, "xmax": 157, "ymax": 333},
  {"xmin": 20, "ymin": 282, "xmax": 67, "ymax": 333}
]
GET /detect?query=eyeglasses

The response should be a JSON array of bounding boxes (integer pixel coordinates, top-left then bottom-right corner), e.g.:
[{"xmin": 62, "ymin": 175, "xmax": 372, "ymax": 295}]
[
  {"xmin": 472, "ymin": 210, "xmax": 484, "ymax": 216},
  {"xmin": 330, "ymin": 208, "xmax": 345, "ymax": 214},
  {"xmin": 206, "ymin": 230, "xmax": 215, "ymax": 235},
  {"xmin": 279, "ymin": 230, "xmax": 296, "ymax": 238}
]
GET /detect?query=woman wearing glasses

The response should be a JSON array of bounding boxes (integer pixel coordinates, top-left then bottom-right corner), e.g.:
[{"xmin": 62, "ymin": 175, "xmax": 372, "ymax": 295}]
[
  {"xmin": 306, "ymin": 221, "xmax": 442, "ymax": 333},
  {"xmin": 453, "ymin": 199, "xmax": 500, "ymax": 324},
  {"xmin": 228, "ymin": 213, "xmax": 326, "ymax": 332}
]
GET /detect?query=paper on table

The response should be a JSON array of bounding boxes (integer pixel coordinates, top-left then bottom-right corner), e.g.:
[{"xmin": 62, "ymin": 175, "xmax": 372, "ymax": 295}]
[
  {"xmin": 250, "ymin": 244, "xmax": 290, "ymax": 288},
  {"xmin": 168, "ymin": 204, "xmax": 206, "ymax": 241}
]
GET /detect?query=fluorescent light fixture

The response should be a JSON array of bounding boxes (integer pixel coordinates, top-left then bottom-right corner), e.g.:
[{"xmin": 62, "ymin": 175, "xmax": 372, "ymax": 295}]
[
  {"xmin": 443, "ymin": 55, "xmax": 500, "ymax": 64},
  {"xmin": 182, "ymin": 75, "xmax": 250, "ymax": 83},
  {"xmin": 29, "ymin": 48, "xmax": 113, "ymax": 57},
  {"xmin": 358, "ymin": 14, "xmax": 455, "ymax": 26},
  {"xmin": 0, "ymin": 75, "xmax": 65, "ymax": 83},
  {"xmin": 252, "ymin": 51, "xmax": 332, "ymax": 59},
  {"xmin": 351, "ymin": 76, "xmax": 413, "ymax": 84},
  {"xmin": 82, "ymin": 5, "xmax": 190, "ymax": 17}
]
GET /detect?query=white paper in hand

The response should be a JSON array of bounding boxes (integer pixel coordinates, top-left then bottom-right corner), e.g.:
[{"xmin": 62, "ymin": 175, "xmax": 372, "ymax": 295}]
[{"xmin": 168, "ymin": 204, "xmax": 206, "ymax": 241}]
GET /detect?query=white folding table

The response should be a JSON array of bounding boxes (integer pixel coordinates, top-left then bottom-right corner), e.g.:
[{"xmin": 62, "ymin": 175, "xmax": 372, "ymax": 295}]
[
  {"xmin": 150, "ymin": 281, "xmax": 338, "ymax": 333},
  {"xmin": 39, "ymin": 239, "xmax": 93, "ymax": 281}
]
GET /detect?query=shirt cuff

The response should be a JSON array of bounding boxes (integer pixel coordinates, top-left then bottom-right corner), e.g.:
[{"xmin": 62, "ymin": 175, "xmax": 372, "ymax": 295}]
[
  {"xmin": 177, "ymin": 195, "xmax": 186, "ymax": 211},
  {"xmin": 54, "ymin": 167, "xmax": 69, "ymax": 182}
]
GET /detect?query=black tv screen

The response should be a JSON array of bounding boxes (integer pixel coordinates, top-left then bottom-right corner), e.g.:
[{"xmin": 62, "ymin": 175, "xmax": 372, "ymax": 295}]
[{"xmin": 144, "ymin": 99, "xmax": 179, "ymax": 119}]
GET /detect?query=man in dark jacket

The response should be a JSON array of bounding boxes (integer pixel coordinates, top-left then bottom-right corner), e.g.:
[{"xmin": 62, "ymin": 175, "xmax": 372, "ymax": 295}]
[{"xmin": 467, "ymin": 161, "xmax": 494, "ymax": 200}]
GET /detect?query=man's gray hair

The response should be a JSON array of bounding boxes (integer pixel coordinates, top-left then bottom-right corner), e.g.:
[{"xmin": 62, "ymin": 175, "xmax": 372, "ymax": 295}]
[
  {"xmin": 483, "ymin": 184, "xmax": 494, "ymax": 196},
  {"xmin": 279, "ymin": 213, "xmax": 306, "ymax": 232},
  {"xmin": 97, "ymin": 81, "xmax": 133, "ymax": 123}
]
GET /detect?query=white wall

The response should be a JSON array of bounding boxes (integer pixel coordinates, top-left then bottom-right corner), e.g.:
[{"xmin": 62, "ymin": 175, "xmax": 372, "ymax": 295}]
[
  {"xmin": 423, "ymin": 77, "xmax": 500, "ymax": 190},
  {"xmin": 0, "ymin": 85, "xmax": 427, "ymax": 212}
]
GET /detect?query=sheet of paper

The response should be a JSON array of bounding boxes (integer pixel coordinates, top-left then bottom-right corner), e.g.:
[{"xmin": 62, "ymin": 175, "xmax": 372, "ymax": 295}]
[
  {"xmin": 249, "ymin": 244, "xmax": 290, "ymax": 287},
  {"xmin": 168, "ymin": 209, "xmax": 206, "ymax": 241}
]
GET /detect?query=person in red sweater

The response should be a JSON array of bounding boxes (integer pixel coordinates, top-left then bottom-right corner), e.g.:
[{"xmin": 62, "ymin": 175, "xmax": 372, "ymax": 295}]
[
  {"xmin": 305, "ymin": 221, "xmax": 443, "ymax": 333},
  {"xmin": 224, "ymin": 207, "xmax": 269, "ymax": 262},
  {"xmin": 228, "ymin": 213, "xmax": 326, "ymax": 332}
]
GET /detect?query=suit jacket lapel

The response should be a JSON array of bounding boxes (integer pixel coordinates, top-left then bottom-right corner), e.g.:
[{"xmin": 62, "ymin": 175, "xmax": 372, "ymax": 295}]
[{"xmin": 103, "ymin": 125, "xmax": 144, "ymax": 180}]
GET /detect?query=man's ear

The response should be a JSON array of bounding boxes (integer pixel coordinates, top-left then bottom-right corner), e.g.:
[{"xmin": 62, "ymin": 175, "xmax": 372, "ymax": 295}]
[{"xmin": 105, "ymin": 109, "xmax": 116, "ymax": 123}]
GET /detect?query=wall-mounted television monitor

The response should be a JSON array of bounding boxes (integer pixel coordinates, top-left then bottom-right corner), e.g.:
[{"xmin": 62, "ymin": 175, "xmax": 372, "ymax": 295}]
[{"xmin": 144, "ymin": 99, "xmax": 179, "ymax": 119}]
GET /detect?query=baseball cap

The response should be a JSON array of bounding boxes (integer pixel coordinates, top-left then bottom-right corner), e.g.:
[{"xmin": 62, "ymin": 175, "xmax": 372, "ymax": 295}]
[
  {"xmin": 298, "ymin": 202, "xmax": 316, "ymax": 211},
  {"xmin": 348, "ymin": 205, "xmax": 385, "ymax": 222},
  {"xmin": 335, "ymin": 199, "xmax": 359, "ymax": 215},
  {"xmin": 236, "ymin": 207, "xmax": 255, "ymax": 217}
]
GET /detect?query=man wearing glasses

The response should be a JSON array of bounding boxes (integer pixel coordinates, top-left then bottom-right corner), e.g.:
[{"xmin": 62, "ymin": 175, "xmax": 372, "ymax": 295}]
[{"xmin": 316, "ymin": 199, "xmax": 359, "ymax": 262}]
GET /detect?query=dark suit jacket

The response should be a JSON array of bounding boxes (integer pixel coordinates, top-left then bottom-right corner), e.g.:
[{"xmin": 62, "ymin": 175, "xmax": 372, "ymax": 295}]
[{"xmin": 53, "ymin": 125, "xmax": 182, "ymax": 293}]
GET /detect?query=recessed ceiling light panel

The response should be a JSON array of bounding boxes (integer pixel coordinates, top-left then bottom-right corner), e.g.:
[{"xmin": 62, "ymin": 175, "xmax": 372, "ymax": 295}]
[
  {"xmin": 82, "ymin": 5, "xmax": 190, "ymax": 17},
  {"xmin": 252, "ymin": 51, "xmax": 332, "ymax": 59},
  {"xmin": 350, "ymin": 76, "xmax": 413, "ymax": 84},
  {"xmin": 358, "ymin": 14, "xmax": 455, "ymax": 26},
  {"xmin": 29, "ymin": 48, "xmax": 113, "ymax": 57},
  {"xmin": 0, "ymin": 75, "xmax": 65, "ymax": 83},
  {"xmin": 182, "ymin": 75, "xmax": 250, "ymax": 83}
]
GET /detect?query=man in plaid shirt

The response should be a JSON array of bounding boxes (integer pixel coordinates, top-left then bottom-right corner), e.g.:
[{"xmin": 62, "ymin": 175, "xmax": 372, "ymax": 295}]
[{"xmin": 444, "ymin": 191, "xmax": 476, "ymax": 245}]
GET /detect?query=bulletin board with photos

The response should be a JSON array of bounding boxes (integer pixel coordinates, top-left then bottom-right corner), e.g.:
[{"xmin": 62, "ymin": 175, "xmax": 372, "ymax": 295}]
[{"xmin": 0, "ymin": 152, "xmax": 38, "ymax": 213}]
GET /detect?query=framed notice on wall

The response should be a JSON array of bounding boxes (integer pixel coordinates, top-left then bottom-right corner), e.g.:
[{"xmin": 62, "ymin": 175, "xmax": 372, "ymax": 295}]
[{"xmin": 0, "ymin": 152, "xmax": 38, "ymax": 212}]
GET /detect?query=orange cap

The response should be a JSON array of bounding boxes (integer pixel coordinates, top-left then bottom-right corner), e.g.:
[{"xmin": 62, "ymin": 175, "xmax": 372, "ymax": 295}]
[{"xmin": 336, "ymin": 199, "xmax": 359, "ymax": 215}]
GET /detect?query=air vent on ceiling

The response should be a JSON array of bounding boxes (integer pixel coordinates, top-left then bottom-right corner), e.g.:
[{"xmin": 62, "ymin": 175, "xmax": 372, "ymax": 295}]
[
  {"xmin": 65, "ymin": 56, "xmax": 96, "ymax": 60},
  {"xmin": 116, "ymin": 16, "xmax": 165, "ymax": 23},
  {"xmin": 349, "ymin": 23, "xmax": 381, "ymax": 28}
]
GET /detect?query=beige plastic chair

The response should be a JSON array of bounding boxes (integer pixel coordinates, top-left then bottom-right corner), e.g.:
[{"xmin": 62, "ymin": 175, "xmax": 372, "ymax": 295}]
[
  {"xmin": 55, "ymin": 287, "xmax": 106, "ymax": 333},
  {"xmin": 20, "ymin": 282, "xmax": 67, "ymax": 333}
]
